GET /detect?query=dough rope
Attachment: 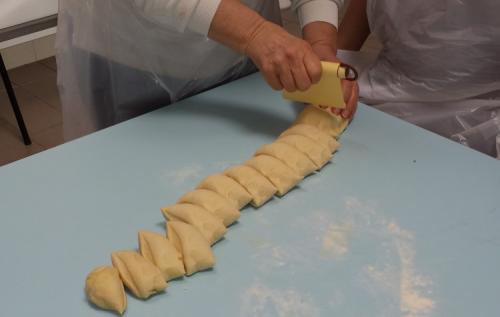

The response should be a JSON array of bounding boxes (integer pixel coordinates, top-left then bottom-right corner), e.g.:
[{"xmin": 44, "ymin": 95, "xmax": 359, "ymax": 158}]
[{"xmin": 85, "ymin": 106, "xmax": 348, "ymax": 313}]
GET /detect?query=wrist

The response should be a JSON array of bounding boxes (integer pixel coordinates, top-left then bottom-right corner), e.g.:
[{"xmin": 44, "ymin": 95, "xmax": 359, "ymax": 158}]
[
  {"xmin": 302, "ymin": 21, "xmax": 338, "ymax": 57},
  {"xmin": 242, "ymin": 19, "xmax": 270, "ymax": 55},
  {"xmin": 310, "ymin": 42, "xmax": 338, "ymax": 62},
  {"xmin": 208, "ymin": 0, "xmax": 267, "ymax": 54}
]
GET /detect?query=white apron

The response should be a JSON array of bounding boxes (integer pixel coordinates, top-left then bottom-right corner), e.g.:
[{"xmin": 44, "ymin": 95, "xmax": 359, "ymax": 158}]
[
  {"xmin": 56, "ymin": 0, "xmax": 281, "ymax": 140},
  {"xmin": 345, "ymin": 0, "xmax": 500, "ymax": 158}
]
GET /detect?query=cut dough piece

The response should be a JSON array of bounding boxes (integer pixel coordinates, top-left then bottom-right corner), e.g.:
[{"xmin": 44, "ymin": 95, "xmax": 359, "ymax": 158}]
[
  {"xmin": 224, "ymin": 165, "xmax": 277, "ymax": 207},
  {"xmin": 161, "ymin": 203, "xmax": 226, "ymax": 245},
  {"xmin": 138, "ymin": 230, "xmax": 185, "ymax": 281},
  {"xmin": 294, "ymin": 105, "xmax": 349, "ymax": 138},
  {"xmin": 255, "ymin": 142, "xmax": 316, "ymax": 177},
  {"xmin": 85, "ymin": 266, "xmax": 127, "ymax": 315},
  {"xmin": 178, "ymin": 189, "xmax": 240, "ymax": 226},
  {"xmin": 111, "ymin": 251, "xmax": 167, "ymax": 299},
  {"xmin": 277, "ymin": 134, "xmax": 331, "ymax": 169},
  {"xmin": 245, "ymin": 155, "xmax": 302, "ymax": 196},
  {"xmin": 167, "ymin": 221, "xmax": 215, "ymax": 276},
  {"xmin": 281, "ymin": 123, "xmax": 340, "ymax": 154},
  {"xmin": 196, "ymin": 174, "xmax": 252, "ymax": 209}
]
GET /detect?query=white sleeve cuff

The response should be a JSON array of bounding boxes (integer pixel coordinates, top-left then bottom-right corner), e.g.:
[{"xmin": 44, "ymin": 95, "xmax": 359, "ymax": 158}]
[
  {"xmin": 187, "ymin": 0, "xmax": 222, "ymax": 35},
  {"xmin": 296, "ymin": 0, "xmax": 339, "ymax": 29}
]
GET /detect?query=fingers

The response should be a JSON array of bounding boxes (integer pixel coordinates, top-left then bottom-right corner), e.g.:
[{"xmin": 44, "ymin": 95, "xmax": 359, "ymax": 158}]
[
  {"xmin": 341, "ymin": 82, "xmax": 359, "ymax": 119},
  {"xmin": 261, "ymin": 63, "xmax": 283, "ymax": 90},
  {"xmin": 303, "ymin": 52, "xmax": 322, "ymax": 84},
  {"xmin": 330, "ymin": 107, "xmax": 342, "ymax": 116},
  {"xmin": 277, "ymin": 60, "xmax": 297, "ymax": 92},
  {"xmin": 290, "ymin": 60, "xmax": 312, "ymax": 91},
  {"xmin": 265, "ymin": 74, "xmax": 283, "ymax": 91},
  {"xmin": 247, "ymin": 25, "xmax": 322, "ymax": 92},
  {"xmin": 284, "ymin": 48, "xmax": 322, "ymax": 92},
  {"xmin": 327, "ymin": 81, "xmax": 358, "ymax": 119}
]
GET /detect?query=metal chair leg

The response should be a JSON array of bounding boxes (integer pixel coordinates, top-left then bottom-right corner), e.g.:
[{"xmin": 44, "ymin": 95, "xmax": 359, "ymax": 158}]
[{"xmin": 0, "ymin": 53, "xmax": 31, "ymax": 145}]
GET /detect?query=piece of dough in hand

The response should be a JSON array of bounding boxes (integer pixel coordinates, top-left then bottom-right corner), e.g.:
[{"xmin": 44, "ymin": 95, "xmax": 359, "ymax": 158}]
[
  {"xmin": 111, "ymin": 251, "xmax": 167, "ymax": 299},
  {"xmin": 138, "ymin": 230, "xmax": 185, "ymax": 281},
  {"xmin": 255, "ymin": 142, "xmax": 316, "ymax": 177},
  {"xmin": 85, "ymin": 266, "xmax": 127, "ymax": 315},
  {"xmin": 245, "ymin": 155, "xmax": 302, "ymax": 196},
  {"xmin": 224, "ymin": 165, "xmax": 277, "ymax": 207},
  {"xmin": 294, "ymin": 105, "xmax": 348, "ymax": 138},
  {"xmin": 178, "ymin": 189, "xmax": 240, "ymax": 226},
  {"xmin": 280, "ymin": 123, "xmax": 340, "ymax": 154},
  {"xmin": 277, "ymin": 134, "xmax": 331, "ymax": 169},
  {"xmin": 161, "ymin": 203, "xmax": 226, "ymax": 245},
  {"xmin": 167, "ymin": 221, "xmax": 216, "ymax": 276},
  {"xmin": 196, "ymin": 174, "xmax": 252, "ymax": 209}
]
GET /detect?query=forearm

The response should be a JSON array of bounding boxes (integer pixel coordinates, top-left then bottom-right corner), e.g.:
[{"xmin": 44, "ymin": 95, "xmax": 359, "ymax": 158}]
[
  {"xmin": 338, "ymin": 0, "xmax": 370, "ymax": 51},
  {"xmin": 293, "ymin": 0, "xmax": 343, "ymax": 60},
  {"xmin": 208, "ymin": 0, "xmax": 267, "ymax": 53},
  {"xmin": 302, "ymin": 21, "xmax": 338, "ymax": 57}
]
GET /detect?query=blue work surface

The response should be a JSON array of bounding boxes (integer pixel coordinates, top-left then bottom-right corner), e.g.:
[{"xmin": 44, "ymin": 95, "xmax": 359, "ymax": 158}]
[{"xmin": 1, "ymin": 74, "xmax": 499, "ymax": 317}]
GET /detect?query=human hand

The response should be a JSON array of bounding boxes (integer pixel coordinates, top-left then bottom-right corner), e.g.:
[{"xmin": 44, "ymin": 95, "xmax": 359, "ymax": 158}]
[
  {"xmin": 310, "ymin": 41, "xmax": 359, "ymax": 120},
  {"xmin": 244, "ymin": 21, "xmax": 322, "ymax": 92}
]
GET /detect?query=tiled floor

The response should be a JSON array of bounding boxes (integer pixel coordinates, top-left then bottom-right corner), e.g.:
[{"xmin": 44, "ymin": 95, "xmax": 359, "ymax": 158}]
[{"xmin": 0, "ymin": 57, "xmax": 63, "ymax": 167}]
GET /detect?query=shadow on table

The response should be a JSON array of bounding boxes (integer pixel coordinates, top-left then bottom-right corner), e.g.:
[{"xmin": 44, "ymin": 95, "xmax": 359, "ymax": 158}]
[{"xmin": 158, "ymin": 97, "xmax": 304, "ymax": 138}]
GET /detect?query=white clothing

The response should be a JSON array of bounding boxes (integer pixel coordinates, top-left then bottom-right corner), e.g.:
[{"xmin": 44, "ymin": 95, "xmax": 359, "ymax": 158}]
[
  {"xmin": 56, "ymin": 0, "xmax": 281, "ymax": 140},
  {"xmin": 293, "ymin": 0, "xmax": 343, "ymax": 29},
  {"xmin": 132, "ymin": 0, "xmax": 344, "ymax": 35},
  {"xmin": 343, "ymin": 0, "xmax": 500, "ymax": 158}
]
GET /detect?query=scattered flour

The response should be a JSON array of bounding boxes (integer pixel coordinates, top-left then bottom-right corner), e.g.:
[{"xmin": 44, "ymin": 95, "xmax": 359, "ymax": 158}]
[
  {"xmin": 210, "ymin": 160, "xmax": 241, "ymax": 170},
  {"xmin": 244, "ymin": 196, "xmax": 435, "ymax": 317},
  {"xmin": 344, "ymin": 197, "xmax": 436, "ymax": 317},
  {"xmin": 387, "ymin": 222, "xmax": 435, "ymax": 317},
  {"xmin": 310, "ymin": 197, "xmax": 435, "ymax": 316},
  {"xmin": 321, "ymin": 223, "xmax": 352, "ymax": 258},
  {"xmin": 164, "ymin": 164, "xmax": 202, "ymax": 184},
  {"xmin": 240, "ymin": 281, "xmax": 319, "ymax": 317}
]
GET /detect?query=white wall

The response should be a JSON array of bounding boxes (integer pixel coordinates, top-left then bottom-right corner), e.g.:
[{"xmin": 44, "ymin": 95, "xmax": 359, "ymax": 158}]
[
  {"xmin": 0, "ymin": 0, "xmax": 58, "ymax": 29},
  {"xmin": 0, "ymin": 0, "xmax": 58, "ymax": 69},
  {"xmin": 1, "ymin": 34, "xmax": 56, "ymax": 69}
]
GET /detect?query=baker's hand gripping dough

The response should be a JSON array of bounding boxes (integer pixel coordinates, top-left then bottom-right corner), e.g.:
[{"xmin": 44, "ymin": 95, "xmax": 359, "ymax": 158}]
[
  {"xmin": 224, "ymin": 165, "xmax": 277, "ymax": 207},
  {"xmin": 280, "ymin": 123, "xmax": 340, "ymax": 154},
  {"xmin": 196, "ymin": 174, "xmax": 252, "ymax": 209},
  {"xmin": 277, "ymin": 134, "xmax": 331, "ymax": 169},
  {"xmin": 178, "ymin": 189, "xmax": 240, "ymax": 226},
  {"xmin": 294, "ymin": 105, "xmax": 349, "ymax": 138},
  {"xmin": 167, "ymin": 221, "xmax": 216, "ymax": 276},
  {"xmin": 85, "ymin": 266, "xmax": 127, "ymax": 315},
  {"xmin": 255, "ymin": 142, "xmax": 316, "ymax": 177},
  {"xmin": 161, "ymin": 203, "xmax": 226, "ymax": 245},
  {"xmin": 138, "ymin": 230, "xmax": 185, "ymax": 281},
  {"xmin": 245, "ymin": 155, "xmax": 303, "ymax": 196},
  {"xmin": 111, "ymin": 251, "xmax": 167, "ymax": 299}
]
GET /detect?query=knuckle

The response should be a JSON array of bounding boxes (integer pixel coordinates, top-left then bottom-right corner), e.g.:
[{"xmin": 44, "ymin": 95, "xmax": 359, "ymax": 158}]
[
  {"xmin": 261, "ymin": 63, "xmax": 274, "ymax": 74},
  {"xmin": 311, "ymin": 68, "xmax": 322, "ymax": 82},
  {"xmin": 298, "ymin": 81, "xmax": 310, "ymax": 91},
  {"xmin": 273, "ymin": 53, "xmax": 286, "ymax": 65}
]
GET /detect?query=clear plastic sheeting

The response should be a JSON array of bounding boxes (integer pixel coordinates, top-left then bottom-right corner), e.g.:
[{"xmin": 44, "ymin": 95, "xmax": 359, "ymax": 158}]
[
  {"xmin": 56, "ymin": 0, "xmax": 281, "ymax": 140},
  {"xmin": 372, "ymin": 99, "xmax": 500, "ymax": 159},
  {"xmin": 344, "ymin": 0, "xmax": 500, "ymax": 158}
]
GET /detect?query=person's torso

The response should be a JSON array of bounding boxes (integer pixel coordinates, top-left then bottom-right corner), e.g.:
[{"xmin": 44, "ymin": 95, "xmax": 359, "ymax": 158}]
[{"xmin": 363, "ymin": 0, "xmax": 500, "ymax": 102}]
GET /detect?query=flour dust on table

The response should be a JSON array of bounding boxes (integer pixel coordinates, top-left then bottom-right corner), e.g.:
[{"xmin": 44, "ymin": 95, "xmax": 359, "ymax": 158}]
[{"xmin": 291, "ymin": 197, "xmax": 436, "ymax": 317}]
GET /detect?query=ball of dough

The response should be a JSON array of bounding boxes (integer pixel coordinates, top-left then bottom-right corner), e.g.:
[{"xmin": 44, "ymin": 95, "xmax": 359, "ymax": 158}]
[
  {"xmin": 85, "ymin": 266, "xmax": 127, "ymax": 314},
  {"xmin": 111, "ymin": 251, "xmax": 167, "ymax": 299},
  {"xmin": 138, "ymin": 230, "xmax": 186, "ymax": 281}
]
